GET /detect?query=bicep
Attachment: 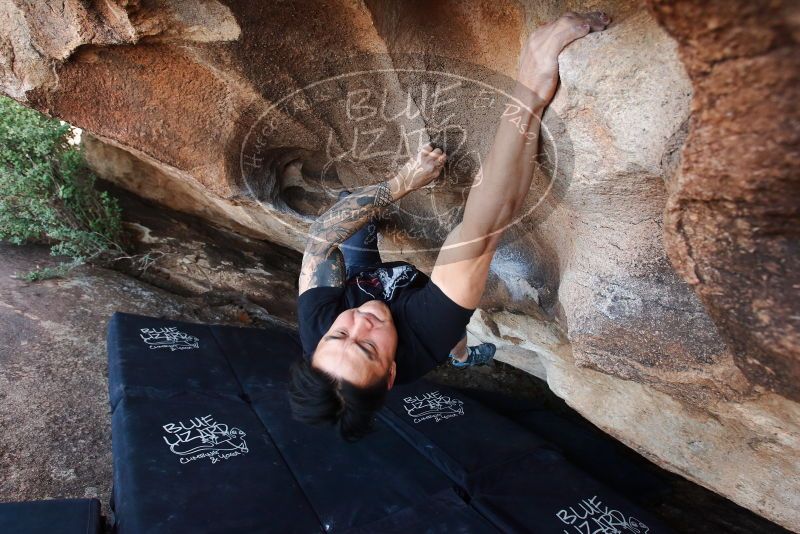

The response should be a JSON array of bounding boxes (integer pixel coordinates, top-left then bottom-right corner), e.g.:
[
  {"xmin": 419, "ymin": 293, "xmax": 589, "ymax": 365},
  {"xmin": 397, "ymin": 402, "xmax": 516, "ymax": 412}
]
[
  {"xmin": 430, "ymin": 223, "xmax": 499, "ymax": 309},
  {"xmin": 298, "ymin": 241, "xmax": 346, "ymax": 295}
]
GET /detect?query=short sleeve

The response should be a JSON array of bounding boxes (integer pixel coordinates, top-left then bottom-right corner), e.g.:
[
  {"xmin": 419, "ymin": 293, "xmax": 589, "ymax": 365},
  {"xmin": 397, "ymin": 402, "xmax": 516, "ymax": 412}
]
[
  {"xmin": 297, "ymin": 287, "xmax": 345, "ymax": 359},
  {"xmin": 392, "ymin": 279, "xmax": 476, "ymax": 383}
]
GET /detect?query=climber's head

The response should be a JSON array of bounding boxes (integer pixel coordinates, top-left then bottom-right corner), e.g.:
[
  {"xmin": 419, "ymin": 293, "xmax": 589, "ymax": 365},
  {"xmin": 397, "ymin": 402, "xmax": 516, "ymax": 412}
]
[
  {"xmin": 311, "ymin": 299, "xmax": 398, "ymax": 388},
  {"xmin": 287, "ymin": 300, "xmax": 397, "ymax": 441}
]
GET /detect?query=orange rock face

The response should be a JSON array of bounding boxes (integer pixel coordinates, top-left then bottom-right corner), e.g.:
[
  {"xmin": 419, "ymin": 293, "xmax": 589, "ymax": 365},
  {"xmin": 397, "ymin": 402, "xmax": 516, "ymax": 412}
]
[
  {"xmin": 649, "ymin": 0, "xmax": 800, "ymax": 401},
  {"xmin": 2, "ymin": 0, "xmax": 798, "ymax": 528}
]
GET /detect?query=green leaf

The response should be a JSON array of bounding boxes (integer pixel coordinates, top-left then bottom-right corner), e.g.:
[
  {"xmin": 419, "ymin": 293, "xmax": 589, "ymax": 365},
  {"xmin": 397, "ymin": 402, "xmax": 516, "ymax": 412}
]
[{"xmin": 0, "ymin": 96, "xmax": 126, "ymax": 264}]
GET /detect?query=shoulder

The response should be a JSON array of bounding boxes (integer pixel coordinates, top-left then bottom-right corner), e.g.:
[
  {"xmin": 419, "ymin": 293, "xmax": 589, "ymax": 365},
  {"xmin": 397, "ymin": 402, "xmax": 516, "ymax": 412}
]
[
  {"xmin": 298, "ymin": 286, "xmax": 346, "ymax": 318},
  {"xmin": 297, "ymin": 286, "xmax": 346, "ymax": 358},
  {"xmin": 395, "ymin": 278, "xmax": 473, "ymax": 315},
  {"xmin": 390, "ymin": 279, "xmax": 475, "ymax": 383},
  {"xmin": 299, "ymin": 285, "xmax": 345, "ymax": 302}
]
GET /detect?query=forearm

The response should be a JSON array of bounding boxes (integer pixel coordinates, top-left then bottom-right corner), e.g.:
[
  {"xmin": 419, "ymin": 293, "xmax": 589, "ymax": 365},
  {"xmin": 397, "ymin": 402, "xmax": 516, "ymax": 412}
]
[
  {"xmin": 308, "ymin": 174, "xmax": 409, "ymax": 250},
  {"xmin": 298, "ymin": 174, "xmax": 409, "ymax": 294},
  {"xmin": 462, "ymin": 83, "xmax": 545, "ymax": 242}
]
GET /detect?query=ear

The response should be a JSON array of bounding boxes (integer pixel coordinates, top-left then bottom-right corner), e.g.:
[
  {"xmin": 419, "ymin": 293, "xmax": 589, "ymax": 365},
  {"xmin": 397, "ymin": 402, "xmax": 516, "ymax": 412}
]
[{"xmin": 387, "ymin": 361, "xmax": 397, "ymax": 390}]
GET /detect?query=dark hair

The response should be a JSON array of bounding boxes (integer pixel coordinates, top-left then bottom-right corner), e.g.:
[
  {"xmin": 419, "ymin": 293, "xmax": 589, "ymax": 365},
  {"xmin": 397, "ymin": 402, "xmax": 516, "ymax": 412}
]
[{"xmin": 287, "ymin": 357, "xmax": 390, "ymax": 442}]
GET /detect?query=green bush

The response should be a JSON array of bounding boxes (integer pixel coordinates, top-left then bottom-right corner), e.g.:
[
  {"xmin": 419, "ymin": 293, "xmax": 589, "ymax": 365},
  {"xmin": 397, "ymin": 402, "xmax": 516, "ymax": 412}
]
[{"xmin": 0, "ymin": 96, "xmax": 126, "ymax": 279}]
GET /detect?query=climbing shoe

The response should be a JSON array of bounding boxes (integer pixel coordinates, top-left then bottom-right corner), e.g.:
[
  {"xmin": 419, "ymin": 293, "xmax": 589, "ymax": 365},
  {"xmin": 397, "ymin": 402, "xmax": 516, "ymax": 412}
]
[{"xmin": 449, "ymin": 342, "xmax": 497, "ymax": 369}]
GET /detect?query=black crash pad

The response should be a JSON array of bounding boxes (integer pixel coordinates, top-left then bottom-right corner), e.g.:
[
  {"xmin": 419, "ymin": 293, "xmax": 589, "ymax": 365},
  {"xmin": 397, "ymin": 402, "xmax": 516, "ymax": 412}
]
[
  {"xmin": 0, "ymin": 498, "xmax": 102, "ymax": 534},
  {"xmin": 107, "ymin": 313, "xmax": 320, "ymax": 533},
  {"xmin": 343, "ymin": 488, "xmax": 496, "ymax": 534},
  {"xmin": 173, "ymin": 319, "xmax": 493, "ymax": 530},
  {"xmin": 250, "ymin": 389, "xmax": 494, "ymax": 532},
  {"xmin": 107, "ymin": 313, "xmax": 241, "ymax": 410},
  {"xmin": 468, "ymin": 448, "xmax": 667, "ymax": 534},
  {"xmin": 454, "ymin": 388, "xmax": 670, "ymax": 501},
  {"xmin": 107, "ymin": 311, "xmax": 671, "ymax": 533},
  {"xmin": 380, "ymin": 381, "xmax": 550, "ymax": 489},
  {"xmin": 107, "ymin": 312, "xmax": 495, "ymax": 533},
  {"xmin": 111, "ymin": 393, "xmax": 320, "ymax": 533},
  {"xmin": 380, "ymin": 381, "xmax": 671, "ymax": 533}
]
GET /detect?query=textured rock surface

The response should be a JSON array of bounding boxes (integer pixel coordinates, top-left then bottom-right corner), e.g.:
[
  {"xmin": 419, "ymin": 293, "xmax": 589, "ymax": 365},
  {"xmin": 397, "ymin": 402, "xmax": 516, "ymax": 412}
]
[
  {"xmin": 105, "ymin": 181, "xmax": 302, "ymax": 328},
  {"xmin": 649, "ymin": 0, "xmax": 800, "ymax": 401},
  {"xmin": 1, "ymin": 0, "xmax": 798, "ymax": 528}
]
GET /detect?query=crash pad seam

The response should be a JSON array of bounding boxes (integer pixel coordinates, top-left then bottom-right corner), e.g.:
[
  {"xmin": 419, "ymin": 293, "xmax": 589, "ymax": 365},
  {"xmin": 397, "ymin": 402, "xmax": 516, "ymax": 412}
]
[{"xmin": 207, "ymin": 324, "xmax": 326, "ymax": 532}]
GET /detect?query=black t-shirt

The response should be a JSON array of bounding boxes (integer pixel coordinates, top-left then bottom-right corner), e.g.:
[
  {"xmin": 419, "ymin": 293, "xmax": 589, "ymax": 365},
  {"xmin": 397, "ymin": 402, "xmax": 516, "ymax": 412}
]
[{"xmin": 297, "ymin": 261, "xmax": 475, "ymax": 384}]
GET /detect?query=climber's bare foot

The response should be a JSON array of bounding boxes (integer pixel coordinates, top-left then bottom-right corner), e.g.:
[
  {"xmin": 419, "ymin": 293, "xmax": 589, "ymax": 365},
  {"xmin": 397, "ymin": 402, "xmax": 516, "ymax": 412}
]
[
  {"xmin": 519, "ymin": 11, "xmax": 611, "ymax": 102},
  {"xmin": 397, "ymin": 142, "xmax": 446, "ymax": 191}
]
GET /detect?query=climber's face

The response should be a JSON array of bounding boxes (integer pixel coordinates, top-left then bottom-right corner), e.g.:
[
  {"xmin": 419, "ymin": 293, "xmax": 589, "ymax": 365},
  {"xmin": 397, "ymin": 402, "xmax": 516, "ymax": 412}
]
[{"xmin": 311, "ymin": 300, "xmax": 398, "ymax": 389}]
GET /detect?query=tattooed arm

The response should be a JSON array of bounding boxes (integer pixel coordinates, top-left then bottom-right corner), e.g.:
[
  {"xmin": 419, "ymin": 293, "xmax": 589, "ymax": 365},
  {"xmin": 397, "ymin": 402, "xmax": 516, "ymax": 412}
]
[
  {"xmin": 298, "ymin": 144, "xmax": 446, "ymax": 294},
  {"xmin": 298, "ymin": 180, "xmax": 397, "ymax": 294}
]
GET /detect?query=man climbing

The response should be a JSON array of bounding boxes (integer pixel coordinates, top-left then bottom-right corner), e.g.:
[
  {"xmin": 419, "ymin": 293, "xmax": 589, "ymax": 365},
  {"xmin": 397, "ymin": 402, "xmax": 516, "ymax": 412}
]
[{"xmin": 289, "ymin": 11, "xmax": 611, "ymax": 440}]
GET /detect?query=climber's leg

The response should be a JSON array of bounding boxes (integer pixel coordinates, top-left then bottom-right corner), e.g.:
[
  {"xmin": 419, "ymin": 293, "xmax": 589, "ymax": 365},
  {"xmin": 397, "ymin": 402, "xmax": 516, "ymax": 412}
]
[
  {"xmin": 431, "ymin": 11, "xmax": 610, "ymax": 310},
  {"xmin": 338, "ymin": 190, "xmax": 382, "ymax": 278}
]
